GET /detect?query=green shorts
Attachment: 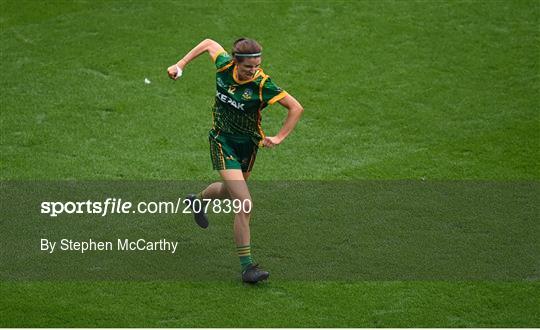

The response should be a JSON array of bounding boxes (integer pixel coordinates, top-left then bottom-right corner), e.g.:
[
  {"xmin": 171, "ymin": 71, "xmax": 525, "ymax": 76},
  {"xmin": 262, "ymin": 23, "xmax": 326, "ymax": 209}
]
[{"xmin": 209, "ymin": 130, "xmax": 259, "ymax": 172}]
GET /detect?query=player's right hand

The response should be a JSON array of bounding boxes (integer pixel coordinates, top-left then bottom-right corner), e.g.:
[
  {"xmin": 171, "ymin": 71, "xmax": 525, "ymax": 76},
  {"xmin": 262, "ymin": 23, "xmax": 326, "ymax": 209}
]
[{"xmin": 167, "ymin": 64, "xmax": 182, "ymax": 80}]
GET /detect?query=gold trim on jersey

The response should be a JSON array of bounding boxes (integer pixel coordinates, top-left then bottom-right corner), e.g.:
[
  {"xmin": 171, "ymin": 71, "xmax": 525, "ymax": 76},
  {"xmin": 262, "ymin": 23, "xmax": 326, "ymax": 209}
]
[
  {"xmin": 256, "ymin": 102, "xmax": 266, "ymax": 145},
  {"xmin": 258, "ymin": 73, "xmax": 269, "ymax": 102},
  {"xmin": 268, "ymin": 91, "xmax": 288, "ymax": 105},
  {"xmin": 212, "ymin": 49, "xmax": 226, "ymax": 63},
  {"xmin": 255, "ymin": 74, "xmax": 269, "ymax": 144},
  {"xmin": 217, "ymin": 62, "xmax": 233, "ymax": 73},
  {"xmin": 233, "ymin": 65, "xmax": 262, "ymax": 85}
]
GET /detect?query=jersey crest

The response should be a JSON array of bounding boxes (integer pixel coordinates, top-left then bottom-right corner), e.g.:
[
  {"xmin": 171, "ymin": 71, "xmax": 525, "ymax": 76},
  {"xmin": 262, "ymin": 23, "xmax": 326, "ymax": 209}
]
[{"xmin": 242, "ymin": 88, "xmax": 253, "ymax": 101}]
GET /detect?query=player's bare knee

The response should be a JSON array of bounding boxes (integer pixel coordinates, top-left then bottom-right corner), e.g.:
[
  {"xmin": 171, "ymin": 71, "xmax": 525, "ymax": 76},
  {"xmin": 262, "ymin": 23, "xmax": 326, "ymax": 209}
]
[
  {"xmin": 243, "ymin": 197, "xmax": 253, "ymax": 216},
  {"xmin": 237, "ymin": 211, "xmax": 251, "ymax": 224}
]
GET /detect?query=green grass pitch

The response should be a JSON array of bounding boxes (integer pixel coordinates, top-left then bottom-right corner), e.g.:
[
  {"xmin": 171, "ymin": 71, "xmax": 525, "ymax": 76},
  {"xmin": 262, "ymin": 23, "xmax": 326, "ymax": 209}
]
[{"xmin": 1, "ymin": 0, "xmax": 539, "ymax": 327}]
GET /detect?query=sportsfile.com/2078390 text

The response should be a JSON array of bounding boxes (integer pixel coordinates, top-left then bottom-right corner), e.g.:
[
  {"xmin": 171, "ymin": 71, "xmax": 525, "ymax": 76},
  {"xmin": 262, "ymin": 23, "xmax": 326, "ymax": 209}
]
[{"xmin": 40, "ymin": 198, "xmax": 252, "ymax": 217}]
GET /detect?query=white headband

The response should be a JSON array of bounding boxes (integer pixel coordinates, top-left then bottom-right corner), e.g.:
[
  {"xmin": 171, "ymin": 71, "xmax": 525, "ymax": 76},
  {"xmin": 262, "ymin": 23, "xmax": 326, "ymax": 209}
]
[{"xmin": 234, "ymin": 52, "xmax": 262, "ymax": 57}]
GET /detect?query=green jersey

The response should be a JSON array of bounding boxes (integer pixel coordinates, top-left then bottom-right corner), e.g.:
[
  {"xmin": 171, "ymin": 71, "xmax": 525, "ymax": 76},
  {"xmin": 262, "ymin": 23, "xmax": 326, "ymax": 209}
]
[{"xmin": 211, "ymin": 51, "xmax": 288, "ymax": 145}]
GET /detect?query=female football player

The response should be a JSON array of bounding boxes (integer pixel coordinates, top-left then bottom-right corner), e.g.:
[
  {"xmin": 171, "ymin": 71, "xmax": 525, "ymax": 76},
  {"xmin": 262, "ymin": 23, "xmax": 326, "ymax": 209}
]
[{"xmin": 167, "ymin": 38, "xmax": 303, "ymax": 283}]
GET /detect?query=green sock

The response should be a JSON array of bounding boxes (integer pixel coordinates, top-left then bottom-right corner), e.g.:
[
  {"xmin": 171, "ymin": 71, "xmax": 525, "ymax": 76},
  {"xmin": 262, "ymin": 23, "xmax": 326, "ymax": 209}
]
[
  {"xmin": 196, "ymin": 191, "xmax": 204, "ymax": 199},
  {"xmin": 237, "ymin": 245, "xmax": 253, "ymax": 270}
]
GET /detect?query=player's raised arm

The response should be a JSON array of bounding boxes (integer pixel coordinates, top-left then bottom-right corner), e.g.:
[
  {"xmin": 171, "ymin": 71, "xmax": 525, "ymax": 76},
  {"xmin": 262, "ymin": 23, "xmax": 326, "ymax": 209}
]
[{"xmin": 167, "ymin": 39, "xmax": 225, "ymax": 80}]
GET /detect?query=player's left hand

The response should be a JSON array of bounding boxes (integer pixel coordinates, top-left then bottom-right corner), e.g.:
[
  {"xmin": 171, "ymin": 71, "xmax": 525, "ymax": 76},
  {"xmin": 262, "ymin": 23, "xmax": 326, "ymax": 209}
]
[{"xmin": 262, "ymin": 136, "xmax": 282, "ymax": 148}]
